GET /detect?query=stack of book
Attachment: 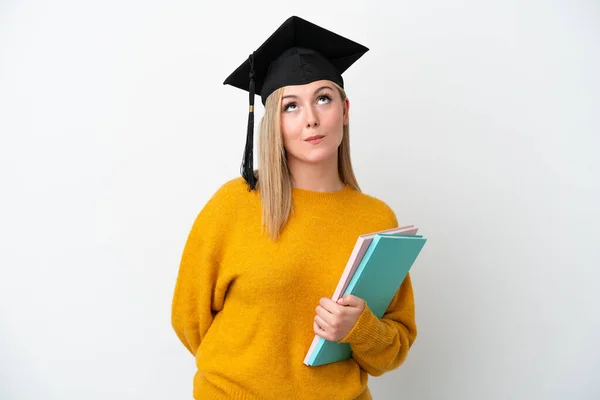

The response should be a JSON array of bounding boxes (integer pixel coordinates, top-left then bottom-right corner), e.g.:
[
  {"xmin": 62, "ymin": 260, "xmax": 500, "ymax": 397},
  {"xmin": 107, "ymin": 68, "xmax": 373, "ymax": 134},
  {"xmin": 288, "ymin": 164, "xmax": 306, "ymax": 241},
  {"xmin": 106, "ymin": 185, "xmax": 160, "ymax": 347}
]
[{"xmin": 304, "ymin": 225, "xmax": 427, "ymax": 366}]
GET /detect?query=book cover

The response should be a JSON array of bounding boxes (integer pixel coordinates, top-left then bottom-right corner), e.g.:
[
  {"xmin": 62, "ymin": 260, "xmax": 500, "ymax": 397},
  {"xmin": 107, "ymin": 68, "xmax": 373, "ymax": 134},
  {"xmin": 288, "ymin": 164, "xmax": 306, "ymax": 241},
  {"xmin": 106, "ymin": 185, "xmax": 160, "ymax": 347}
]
[{"xmin": 304, "ymin": 233, "xmax": 427, "ymax": 366}]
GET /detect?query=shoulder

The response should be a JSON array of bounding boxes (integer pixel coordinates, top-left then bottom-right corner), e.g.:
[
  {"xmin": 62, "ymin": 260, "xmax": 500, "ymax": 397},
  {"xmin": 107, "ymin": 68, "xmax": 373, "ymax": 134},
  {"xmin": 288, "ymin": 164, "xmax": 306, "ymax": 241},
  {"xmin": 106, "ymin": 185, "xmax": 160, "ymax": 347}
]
[
  {"xmin": 193, "ymin": 176, "xmax": 256, "ymax": 227},
  {"xmin": 209, "ymin": 176, "xmax": 253, "ymax": 204},
  {"xmin": 351, "ymin": 188, "xmax": 399, "ymax": 228}
]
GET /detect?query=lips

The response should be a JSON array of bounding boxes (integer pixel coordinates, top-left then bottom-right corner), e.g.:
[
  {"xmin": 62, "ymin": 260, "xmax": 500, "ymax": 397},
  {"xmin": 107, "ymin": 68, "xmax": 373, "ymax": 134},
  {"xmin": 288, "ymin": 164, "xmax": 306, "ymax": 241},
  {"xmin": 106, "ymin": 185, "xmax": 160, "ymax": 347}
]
[{"xmin": 305, "ymin": 135, "xmax": 325, "ymax": 142}]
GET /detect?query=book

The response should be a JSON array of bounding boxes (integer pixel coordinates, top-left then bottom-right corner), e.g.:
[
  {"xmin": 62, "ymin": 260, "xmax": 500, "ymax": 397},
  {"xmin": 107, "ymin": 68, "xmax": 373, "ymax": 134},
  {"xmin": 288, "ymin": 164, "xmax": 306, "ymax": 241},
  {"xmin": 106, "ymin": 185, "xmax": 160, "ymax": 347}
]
[
  {"xmin": 304, "ymin": 229, "xmax": 427, "ymax": 367},
  {"xmin": 330, "ymin": 225, "xmax": 418, "ymax": 302},
  {"xmin": 303, "ymin": 226, "xmax": 419, "ymax": 365}
]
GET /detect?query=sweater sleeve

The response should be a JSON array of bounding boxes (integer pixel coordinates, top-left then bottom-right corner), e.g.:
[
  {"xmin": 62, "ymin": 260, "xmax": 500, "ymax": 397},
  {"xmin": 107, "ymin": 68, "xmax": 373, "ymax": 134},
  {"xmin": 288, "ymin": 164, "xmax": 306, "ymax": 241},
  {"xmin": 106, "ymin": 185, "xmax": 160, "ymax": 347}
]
[
  {"xmin": 171, "ymin": 221, "xmax": 223, "ymax": 356},
  {"xmin": 171, "ymin": 181, "xmax": 245, "ymax": 358},
  {"xmin": 339, "ymin": 272, "xmax": 418, "ymax": 377},
  {"xmin": 171, "ymin": 180, "xmax": 239, "ymax": 356}
]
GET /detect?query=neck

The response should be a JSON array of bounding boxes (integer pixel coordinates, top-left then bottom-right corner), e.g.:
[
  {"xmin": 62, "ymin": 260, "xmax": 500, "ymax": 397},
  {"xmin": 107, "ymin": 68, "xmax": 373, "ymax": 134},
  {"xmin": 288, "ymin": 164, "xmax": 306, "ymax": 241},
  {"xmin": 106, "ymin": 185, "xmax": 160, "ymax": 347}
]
[{"xmin": 287, "ymin": 154, "xmax": 344, "ymax": 192}]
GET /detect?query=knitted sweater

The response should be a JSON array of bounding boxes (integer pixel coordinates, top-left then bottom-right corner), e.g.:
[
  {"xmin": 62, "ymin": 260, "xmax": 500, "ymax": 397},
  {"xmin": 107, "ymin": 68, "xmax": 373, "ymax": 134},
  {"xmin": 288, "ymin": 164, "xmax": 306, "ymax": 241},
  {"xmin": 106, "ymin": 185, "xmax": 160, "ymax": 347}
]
[{"xmin": 171, "ymin": 177, "xmax": 417, "ymax": 400}]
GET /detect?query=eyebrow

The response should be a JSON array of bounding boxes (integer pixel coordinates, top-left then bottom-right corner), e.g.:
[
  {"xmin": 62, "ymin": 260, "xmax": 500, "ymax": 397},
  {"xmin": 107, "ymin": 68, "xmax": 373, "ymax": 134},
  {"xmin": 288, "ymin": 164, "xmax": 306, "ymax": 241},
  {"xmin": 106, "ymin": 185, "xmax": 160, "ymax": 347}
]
[{"xmin": 282, "ymin": 85, "xmax": 334, "ymax": 100}]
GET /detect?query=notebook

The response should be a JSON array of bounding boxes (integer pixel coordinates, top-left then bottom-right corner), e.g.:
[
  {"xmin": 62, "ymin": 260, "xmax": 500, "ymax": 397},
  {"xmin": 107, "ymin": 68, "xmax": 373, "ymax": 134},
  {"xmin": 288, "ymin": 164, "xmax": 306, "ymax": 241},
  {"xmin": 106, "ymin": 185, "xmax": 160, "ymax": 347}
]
[
  {"xmin": 330, "ymin": 225, "xmax": 418, "ymax": 302},
  {"xmin": 304, "ymin": 231, "xmax": 427, "ymax": 367}
]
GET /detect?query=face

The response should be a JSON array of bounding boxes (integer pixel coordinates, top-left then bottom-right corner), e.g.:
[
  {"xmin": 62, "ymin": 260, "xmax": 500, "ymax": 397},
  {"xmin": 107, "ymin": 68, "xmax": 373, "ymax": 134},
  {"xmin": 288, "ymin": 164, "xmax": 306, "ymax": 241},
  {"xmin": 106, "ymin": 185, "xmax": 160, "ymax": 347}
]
[{"xmin": 280, "ymin": 80, "xmax": 349, "ymax": 166}]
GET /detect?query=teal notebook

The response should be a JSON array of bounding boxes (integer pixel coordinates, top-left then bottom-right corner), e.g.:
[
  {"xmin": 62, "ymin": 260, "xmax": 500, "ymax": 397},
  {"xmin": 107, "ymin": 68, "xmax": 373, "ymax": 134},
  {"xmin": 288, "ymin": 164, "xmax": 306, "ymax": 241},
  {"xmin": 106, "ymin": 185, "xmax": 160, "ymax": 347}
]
[{"xmin": 304, "ymin": 233, "xmax": 426, "ymax": 367}]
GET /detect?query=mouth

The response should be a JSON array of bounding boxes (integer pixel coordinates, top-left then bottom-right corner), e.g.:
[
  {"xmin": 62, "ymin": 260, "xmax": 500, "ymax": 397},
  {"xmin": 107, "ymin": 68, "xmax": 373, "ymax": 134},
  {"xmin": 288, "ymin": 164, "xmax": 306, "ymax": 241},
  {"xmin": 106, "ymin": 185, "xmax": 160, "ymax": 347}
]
[{"xmin": 304, "ymin": 135, "xmax": 325, "ymax": 142}]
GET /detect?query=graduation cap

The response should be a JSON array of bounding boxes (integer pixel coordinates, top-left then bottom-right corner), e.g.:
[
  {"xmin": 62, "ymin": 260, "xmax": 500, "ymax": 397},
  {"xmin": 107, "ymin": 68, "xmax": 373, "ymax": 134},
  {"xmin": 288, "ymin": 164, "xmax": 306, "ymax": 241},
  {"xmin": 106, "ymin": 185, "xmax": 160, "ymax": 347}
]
[{"xmin": 223, "ymin": 16, "xmax": 369, "ymax": 191}]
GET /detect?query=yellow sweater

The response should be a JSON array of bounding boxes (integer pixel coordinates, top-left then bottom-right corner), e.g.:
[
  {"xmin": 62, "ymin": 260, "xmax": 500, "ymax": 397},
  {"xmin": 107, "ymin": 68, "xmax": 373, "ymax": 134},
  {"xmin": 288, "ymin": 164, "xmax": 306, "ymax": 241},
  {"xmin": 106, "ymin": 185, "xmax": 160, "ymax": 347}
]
[{"xmin": 171, "ymin": 177, "xmax": 417, "ymax": 399}]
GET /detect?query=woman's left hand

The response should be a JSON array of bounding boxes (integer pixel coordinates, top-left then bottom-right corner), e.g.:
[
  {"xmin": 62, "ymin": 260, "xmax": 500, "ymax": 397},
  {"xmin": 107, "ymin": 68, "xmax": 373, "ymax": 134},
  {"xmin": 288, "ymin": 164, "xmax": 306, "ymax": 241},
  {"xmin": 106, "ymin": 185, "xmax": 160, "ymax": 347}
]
[{"xmin": 314, "ymin": 295, "xmax": 366, "ymax": 342}]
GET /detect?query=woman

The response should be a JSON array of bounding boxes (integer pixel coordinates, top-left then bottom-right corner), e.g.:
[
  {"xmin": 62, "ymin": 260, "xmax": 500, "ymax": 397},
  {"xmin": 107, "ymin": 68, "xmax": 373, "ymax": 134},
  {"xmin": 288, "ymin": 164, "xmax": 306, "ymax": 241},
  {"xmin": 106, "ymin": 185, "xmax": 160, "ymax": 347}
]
[{"xmin": 171, "ymin": 16, "xmax": 417, "ymax": 400}]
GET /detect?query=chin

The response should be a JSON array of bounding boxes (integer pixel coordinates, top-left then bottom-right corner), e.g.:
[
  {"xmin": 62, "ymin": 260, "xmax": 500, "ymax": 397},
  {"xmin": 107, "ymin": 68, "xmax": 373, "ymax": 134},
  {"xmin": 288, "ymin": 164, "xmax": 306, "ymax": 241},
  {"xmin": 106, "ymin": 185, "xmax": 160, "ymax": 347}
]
[{"xmin": 291, "ymin": 148, "xmax": 338, "ymax": 164}]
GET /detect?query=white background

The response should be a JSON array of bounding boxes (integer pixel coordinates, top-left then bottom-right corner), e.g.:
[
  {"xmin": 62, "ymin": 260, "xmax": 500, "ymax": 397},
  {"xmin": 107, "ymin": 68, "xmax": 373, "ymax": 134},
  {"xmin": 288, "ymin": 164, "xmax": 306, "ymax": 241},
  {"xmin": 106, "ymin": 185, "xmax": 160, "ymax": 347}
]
[{"xmin": 1, "ymin": 1, "xmax": 599, "ymax": 399}]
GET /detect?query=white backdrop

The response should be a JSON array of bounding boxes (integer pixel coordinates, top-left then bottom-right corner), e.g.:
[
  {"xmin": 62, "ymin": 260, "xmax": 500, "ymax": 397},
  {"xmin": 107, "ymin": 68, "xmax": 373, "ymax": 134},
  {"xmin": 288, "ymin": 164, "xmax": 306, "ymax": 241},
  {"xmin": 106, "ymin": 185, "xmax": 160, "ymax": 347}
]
[{"xmin": 1, "ymin": 1, "xmax": 599, "ymax": 399}]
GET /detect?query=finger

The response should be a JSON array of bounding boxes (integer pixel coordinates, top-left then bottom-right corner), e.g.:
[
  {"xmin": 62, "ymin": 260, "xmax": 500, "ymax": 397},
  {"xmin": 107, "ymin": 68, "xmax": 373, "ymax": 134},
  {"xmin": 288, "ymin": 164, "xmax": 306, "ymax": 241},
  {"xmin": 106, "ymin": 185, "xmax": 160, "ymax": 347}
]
[
  {"xmin": 313, "ymin": 322, "xmax": 327, "ymax": 340},
  {"xmin": 315, "ymin": 305, "xmax": 336, "ymax": 326},
  {"xmin": 320, "ymin": 297, "xmax": 341, "ymax": 314},
  {"xmin": 314, "ymin": 321, "xmax": 322, "ymax": 333},
  {"xmin": 337, "ymin": 294, "xmax": 362, "ymax": 307},
  {"xmin": 314, "ymin": 314, "xmax": 330, "ymax": 331},
  {"xmin": 314, "ymin": 322, "xmax": 335, "ymax": 342}
]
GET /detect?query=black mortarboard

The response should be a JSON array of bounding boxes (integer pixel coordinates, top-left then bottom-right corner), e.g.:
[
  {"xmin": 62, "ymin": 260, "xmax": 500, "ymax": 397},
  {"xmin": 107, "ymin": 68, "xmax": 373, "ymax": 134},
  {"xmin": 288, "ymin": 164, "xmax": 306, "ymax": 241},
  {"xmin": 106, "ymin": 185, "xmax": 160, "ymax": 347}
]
[{"xmin": 223, "ymin": 16, "xmax": 369, "ymax": 190}]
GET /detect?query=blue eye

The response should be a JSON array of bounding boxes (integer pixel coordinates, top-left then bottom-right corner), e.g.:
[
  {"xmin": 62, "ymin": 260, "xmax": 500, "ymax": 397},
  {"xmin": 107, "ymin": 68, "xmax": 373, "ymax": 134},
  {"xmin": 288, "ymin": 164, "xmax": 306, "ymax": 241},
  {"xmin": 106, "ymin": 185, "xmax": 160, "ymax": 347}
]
[
  {"xmin": 283, "ymin": 102, "xmax": 298, "ymax": 112},
  {"xmin": 317, "ymin": 94, "xmax": 332, "ymax": 104}
]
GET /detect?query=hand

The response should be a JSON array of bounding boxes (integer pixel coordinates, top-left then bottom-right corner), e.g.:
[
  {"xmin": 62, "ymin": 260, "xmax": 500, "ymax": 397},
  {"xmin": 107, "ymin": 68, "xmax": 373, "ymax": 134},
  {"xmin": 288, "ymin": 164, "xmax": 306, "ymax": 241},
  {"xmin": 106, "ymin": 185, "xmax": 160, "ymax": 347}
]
[{"xmin": 314, "ymin": 295, "xmax": 366, "ymax": 342}]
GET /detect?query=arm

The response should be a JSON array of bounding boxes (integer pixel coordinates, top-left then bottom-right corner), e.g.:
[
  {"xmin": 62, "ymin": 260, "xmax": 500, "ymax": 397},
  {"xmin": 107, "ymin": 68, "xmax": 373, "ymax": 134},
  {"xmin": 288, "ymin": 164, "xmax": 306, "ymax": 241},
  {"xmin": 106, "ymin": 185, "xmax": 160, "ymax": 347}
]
[
  {"xmin": 171, "ymin": 222, "xmax": 222, "ymax": 356},
  {"xmin": 340, "ymin": 273, "xmax": 417, "ymax": 376}
]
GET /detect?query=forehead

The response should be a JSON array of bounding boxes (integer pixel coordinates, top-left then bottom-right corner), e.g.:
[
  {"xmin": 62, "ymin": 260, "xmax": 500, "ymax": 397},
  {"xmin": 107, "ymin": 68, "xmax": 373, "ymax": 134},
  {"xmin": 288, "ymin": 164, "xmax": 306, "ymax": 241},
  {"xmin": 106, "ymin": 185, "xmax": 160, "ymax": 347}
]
[{"xmin": 282, "ymin": 80, "xmax": 335, "ymax": 96}]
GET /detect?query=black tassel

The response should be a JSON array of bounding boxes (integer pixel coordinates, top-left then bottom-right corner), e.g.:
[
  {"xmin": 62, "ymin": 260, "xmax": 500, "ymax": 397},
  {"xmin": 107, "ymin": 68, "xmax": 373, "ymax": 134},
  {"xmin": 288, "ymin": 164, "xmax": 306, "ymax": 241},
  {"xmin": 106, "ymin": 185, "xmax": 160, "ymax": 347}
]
[{"xmin": 242, "ymin": 52, "xmax": 257, "ymax": 191}]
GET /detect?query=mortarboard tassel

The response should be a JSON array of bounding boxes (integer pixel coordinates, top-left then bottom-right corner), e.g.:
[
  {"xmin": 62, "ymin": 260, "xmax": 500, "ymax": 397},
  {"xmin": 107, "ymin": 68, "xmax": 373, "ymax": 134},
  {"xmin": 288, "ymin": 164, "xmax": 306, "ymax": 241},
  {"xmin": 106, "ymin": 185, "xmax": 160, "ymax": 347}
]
[{"xmin": 242, "ymin": 52, "xmax": 257, "ymax": 191}]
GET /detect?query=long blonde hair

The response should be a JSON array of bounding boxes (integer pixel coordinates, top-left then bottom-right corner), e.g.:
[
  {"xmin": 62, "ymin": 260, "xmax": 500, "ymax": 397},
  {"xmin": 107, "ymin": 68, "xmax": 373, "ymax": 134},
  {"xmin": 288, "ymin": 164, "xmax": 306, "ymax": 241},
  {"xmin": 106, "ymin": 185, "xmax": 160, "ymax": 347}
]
[{"xmin": 256, "ymin": 82, "xmax": 360, "ymax": 241}]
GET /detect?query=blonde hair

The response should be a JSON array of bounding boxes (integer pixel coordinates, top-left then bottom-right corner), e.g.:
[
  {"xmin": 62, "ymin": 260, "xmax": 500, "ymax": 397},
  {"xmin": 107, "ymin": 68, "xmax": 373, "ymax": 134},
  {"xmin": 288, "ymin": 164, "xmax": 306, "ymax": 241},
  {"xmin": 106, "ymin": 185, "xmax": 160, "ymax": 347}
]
[{"xmin": 256, "ymin": 82, "xmax": 360, "ymax": 241}]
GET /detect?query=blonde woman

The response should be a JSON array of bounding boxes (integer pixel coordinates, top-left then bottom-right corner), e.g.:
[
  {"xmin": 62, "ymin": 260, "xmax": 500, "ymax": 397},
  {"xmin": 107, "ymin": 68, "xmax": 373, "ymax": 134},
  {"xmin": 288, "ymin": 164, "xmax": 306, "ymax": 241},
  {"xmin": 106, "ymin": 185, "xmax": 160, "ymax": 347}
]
[{"xmin": 171, "ymin": 16, "xmax": 417, "ymax": 400}]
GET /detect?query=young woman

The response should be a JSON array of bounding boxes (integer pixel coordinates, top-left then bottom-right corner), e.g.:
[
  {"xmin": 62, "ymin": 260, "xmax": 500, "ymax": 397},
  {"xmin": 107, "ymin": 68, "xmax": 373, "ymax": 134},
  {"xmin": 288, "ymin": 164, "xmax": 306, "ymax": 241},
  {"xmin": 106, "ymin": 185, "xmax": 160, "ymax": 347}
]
[{"xmin": 171, "ymin": 16, "xmax": 417, "ymax": 400}]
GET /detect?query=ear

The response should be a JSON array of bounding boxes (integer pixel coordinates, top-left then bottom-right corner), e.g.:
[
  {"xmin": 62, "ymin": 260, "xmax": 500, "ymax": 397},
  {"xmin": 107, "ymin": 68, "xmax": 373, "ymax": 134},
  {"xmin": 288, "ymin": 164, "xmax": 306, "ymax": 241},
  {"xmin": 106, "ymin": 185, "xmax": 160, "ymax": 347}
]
[{"xmin": 343, "ymin": 97, "xmax": 350, "ymax": 125}]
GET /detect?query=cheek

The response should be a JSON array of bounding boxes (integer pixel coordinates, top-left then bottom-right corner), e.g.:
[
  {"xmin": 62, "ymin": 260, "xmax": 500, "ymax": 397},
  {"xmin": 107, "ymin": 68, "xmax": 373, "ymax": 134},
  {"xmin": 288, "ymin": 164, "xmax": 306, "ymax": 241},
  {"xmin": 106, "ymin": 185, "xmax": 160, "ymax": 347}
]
[
  {"xmin": 322, "ymin": 108, "xmax": 344, "ymax": 135},
  {"xmin": 281, "ymin": 115, "xmax": 303, "ymax": 143}
]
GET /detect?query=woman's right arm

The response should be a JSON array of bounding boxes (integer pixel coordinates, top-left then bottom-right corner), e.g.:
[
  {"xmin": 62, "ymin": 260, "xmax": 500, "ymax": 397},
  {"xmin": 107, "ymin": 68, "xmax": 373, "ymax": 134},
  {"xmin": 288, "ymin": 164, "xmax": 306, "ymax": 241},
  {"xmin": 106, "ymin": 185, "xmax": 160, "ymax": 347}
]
[
  {"xmin": 171, "ymin": 178, "xmax": 239, "ymax": 355},
  {"xmin": 171, "ymin": 218, "xmax": 223, "ymax": 356}
]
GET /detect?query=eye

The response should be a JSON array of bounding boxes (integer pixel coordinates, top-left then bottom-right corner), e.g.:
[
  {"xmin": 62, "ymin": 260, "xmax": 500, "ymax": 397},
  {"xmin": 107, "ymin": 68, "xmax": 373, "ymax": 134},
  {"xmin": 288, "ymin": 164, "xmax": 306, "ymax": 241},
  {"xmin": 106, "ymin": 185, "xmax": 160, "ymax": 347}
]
[
  {"xmin": 283, "ymin": 102, "xmax": 298, "ymax": 112},
  {"xmin": 317, "ymin": 94, "xmax": 332, "ymax": 104}
]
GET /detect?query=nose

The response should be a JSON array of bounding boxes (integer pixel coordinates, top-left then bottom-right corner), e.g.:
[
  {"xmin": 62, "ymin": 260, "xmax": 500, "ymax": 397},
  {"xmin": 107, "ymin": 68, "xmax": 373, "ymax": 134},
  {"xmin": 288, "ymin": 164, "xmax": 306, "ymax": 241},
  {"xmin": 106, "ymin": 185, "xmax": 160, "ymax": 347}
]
[{"xmin": 305, "ymin": 106, "xmax": 319, "ymax": 128}]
